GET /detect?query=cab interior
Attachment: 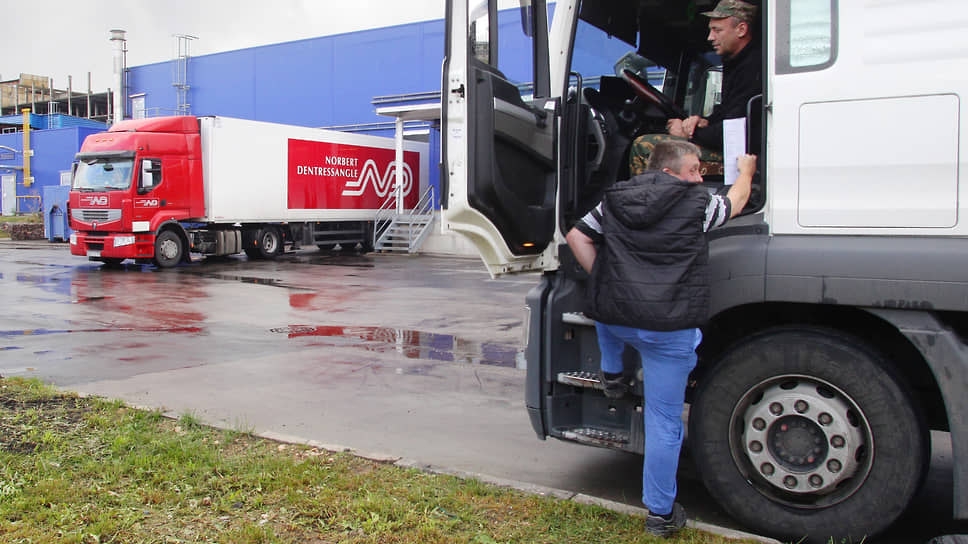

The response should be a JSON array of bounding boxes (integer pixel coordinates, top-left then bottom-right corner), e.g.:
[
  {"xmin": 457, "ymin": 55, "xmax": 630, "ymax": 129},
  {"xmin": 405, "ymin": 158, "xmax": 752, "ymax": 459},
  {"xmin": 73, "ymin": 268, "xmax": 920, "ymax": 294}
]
[{"xmin": 561, "ymin": 0, "xmax": 765, "ymax": 228}]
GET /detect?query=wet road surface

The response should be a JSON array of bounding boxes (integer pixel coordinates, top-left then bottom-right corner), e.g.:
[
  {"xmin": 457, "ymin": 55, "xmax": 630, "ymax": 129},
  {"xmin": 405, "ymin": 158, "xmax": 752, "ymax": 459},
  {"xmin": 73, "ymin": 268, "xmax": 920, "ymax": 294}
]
[{"xmin": 1, "ymin": 241, "xmax": 965, "ymax": 543}]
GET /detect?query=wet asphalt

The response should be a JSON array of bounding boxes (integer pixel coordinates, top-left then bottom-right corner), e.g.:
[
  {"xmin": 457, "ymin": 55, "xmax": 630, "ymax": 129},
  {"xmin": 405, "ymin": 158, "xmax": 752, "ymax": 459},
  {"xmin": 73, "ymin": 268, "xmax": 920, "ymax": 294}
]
[{"xmin": 0, "ymin": 240, "xmax": 965, "ymax": 543}]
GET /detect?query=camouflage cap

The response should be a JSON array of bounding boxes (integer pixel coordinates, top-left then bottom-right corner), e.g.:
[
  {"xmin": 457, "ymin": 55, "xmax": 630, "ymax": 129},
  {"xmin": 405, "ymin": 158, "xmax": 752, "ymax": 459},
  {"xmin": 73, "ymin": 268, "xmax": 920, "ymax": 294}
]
[{"xmin": 701, "ymin": 0, "xmax": 757, "ymax": 23}]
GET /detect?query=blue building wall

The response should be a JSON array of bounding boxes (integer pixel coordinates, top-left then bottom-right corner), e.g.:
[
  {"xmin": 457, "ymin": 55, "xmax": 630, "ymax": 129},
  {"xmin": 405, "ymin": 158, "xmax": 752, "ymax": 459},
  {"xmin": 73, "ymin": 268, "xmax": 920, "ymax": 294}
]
[
  {"xmin": 0, "ymin": 126, "xmax": 102, "ymax": 214},
  {"xmin": 0, "ymin": 113, "xmax": 105, "ymax": 131},
  {"xmin": 6, "ymin": 7, "xmax": 633, "ymax": 218},
  {"xmin": 126, "ymin": 18, "xmax": 446, "ymax": 129},
  {"xmin": 122, "ymin": 9, "xmax": 570, "ymax": 205}
]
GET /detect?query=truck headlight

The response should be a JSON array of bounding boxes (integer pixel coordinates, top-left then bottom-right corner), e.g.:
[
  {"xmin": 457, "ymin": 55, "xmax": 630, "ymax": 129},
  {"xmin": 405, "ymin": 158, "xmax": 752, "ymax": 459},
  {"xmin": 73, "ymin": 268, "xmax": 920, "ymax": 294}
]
[
  {"xmin": 114, "ymin": 235, "xmax": 136, "ymax": 248},
  {"xmin": 70, "ymin": 233, "xmax": 77, "ymax": 245}
]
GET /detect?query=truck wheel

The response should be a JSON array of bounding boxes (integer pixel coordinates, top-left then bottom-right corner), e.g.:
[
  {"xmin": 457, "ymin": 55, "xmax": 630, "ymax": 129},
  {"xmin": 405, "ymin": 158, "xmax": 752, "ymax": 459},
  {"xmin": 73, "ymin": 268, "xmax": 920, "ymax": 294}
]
[
  {"xmin": 688, "ymin": 327, "xmax": 927, "ymax": 544},
  {"xmin": 257, "ymin": 227, "xmax": 282, "ymax": 259},
  {"xmin": 153, "ymin": 230, "xmax": 184, "ymax": 268}
]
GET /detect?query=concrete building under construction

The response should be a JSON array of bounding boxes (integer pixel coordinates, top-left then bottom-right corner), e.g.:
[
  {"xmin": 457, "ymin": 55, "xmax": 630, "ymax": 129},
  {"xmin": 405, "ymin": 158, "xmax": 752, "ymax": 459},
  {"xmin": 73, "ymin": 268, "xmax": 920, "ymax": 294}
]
[{"xmin": 0, "ymin": 73, "xmax": 112, "ymax": 122}]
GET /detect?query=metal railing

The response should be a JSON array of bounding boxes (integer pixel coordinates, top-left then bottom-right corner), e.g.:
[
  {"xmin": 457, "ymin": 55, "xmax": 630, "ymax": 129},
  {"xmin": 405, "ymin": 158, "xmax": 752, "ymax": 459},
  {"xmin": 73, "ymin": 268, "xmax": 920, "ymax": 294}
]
[
  {"xmin": 16, "ymin": 195, "xmax": 41, "ymax": 214},
  {"xmin": 405, "ymin": 185, "xmax": 437, "ymax": 252},
  {"xmin": 373, "ymin": 191, "xmax": 399, "ymax": 249},
  {"xmin": 372, "ymin": 185, "xmax": 437, "ymax": 252}
]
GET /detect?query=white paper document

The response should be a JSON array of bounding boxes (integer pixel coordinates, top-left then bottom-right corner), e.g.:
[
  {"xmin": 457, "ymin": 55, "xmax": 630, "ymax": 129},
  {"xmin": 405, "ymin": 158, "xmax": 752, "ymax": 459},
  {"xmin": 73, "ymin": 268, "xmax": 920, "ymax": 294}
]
[{"xmin": 723, "ymin": 118, "xmax": 747, "ymax": 186}]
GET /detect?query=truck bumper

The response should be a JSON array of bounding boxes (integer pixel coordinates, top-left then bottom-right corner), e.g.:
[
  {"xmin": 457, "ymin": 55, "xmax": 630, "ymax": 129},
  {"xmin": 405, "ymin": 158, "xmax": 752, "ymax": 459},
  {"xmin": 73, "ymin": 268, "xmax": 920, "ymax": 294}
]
[{"xmin": 70, "ymin": 232, "xmax": 156, "ymax": 260}]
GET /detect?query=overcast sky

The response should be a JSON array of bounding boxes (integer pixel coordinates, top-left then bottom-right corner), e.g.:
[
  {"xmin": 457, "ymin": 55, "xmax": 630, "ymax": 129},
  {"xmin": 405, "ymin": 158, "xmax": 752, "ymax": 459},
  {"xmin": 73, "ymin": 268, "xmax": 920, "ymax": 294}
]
[{"xmin": 2, "ymin": 0, "xmax": 447, "ymax": 92}]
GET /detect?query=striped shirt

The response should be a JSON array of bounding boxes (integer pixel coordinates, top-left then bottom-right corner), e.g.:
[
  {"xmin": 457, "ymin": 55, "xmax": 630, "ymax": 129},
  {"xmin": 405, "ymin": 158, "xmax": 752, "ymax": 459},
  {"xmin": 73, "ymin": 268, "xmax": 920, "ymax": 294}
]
[{"xmin": 575, "ymin": 191, "xmax": 731, "ymax": 242}]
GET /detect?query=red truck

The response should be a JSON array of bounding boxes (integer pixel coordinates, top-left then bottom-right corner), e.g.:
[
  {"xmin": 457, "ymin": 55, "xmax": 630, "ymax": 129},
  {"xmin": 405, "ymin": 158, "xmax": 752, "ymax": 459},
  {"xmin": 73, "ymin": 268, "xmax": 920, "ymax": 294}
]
[{"xmin": 69, "ymin": 115, "xmax": 427, "ymax": 267}]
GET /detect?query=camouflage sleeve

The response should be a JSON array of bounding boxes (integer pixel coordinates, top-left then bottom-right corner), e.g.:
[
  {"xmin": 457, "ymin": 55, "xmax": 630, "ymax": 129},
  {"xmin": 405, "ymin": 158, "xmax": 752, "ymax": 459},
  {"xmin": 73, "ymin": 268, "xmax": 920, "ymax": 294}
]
[
  {"xmin": 629, "ymin": 133, "xmax": 725, "ymax": 176},
  {"xmin": 628, "ymin": 134, "xmax": 676, "ymax": 175}
]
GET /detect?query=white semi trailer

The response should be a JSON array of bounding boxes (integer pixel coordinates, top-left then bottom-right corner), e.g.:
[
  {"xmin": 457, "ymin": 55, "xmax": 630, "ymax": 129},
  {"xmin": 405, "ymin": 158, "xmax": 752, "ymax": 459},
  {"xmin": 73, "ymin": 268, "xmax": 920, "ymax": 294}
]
[{"xmin": 70, "ymin": 116, "xmax": 428, "ymax": 267}]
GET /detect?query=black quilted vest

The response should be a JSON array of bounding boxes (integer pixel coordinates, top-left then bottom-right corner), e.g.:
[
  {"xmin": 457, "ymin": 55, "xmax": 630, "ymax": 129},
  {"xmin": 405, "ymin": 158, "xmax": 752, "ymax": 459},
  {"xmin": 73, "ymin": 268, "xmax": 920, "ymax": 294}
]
[{"xmin": 586, "ymin": 172, "xmax": 711, "ymax": 331}]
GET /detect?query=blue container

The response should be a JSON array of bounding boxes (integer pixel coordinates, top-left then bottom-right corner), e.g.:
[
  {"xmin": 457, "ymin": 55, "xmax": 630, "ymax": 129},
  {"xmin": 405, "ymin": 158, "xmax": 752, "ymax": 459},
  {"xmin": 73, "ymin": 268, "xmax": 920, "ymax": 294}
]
[{"xmin": 43, "ymin": 185, "xmax": 72, "ymax": 242}]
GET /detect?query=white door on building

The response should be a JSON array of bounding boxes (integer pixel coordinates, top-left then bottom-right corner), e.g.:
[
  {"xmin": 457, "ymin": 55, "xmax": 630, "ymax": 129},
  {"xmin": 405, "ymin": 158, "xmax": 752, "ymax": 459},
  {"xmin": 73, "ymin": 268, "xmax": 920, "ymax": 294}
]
[
  {"xmin": 1, "ymin": 175, "xmax": 14, "ymax": 216},
  {"xmin": 131, "ymin": 95, "xmax": 146, "ymax": 119}
]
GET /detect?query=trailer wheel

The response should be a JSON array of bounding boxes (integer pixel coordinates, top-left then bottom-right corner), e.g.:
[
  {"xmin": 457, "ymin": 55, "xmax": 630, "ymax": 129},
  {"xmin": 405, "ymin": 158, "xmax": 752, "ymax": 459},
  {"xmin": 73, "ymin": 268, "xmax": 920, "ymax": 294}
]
[
  {"xmin": 688, "ymin": 327, "xmax": 927, "ymax": 544},
  {"xmin": 257, "ymin": 227, "xmax": 282, "ymax": 259},
  {"xmin": 153, "ymin": 230, "xmax": 184, "ymax": 268}
]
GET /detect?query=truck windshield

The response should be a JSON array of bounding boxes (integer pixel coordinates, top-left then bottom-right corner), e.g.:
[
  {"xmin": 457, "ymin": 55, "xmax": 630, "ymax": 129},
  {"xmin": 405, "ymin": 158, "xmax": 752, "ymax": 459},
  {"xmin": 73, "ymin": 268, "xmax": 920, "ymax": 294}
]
[{"xmin": 73, "ymin": 158, "xmax": 134, "ymax": 191}]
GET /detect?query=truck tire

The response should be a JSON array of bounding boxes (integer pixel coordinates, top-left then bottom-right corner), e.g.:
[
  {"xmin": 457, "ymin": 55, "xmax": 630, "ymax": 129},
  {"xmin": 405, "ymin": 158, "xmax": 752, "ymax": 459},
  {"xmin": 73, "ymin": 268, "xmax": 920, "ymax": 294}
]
[
  {"xmin": 153, "ymin": 230, "xmax": 184, "ymax": 268},
  {"xmin": 257, "ymin": 227, "xmax": 282, "ymax": 259},
  {"xmin": 244, "ymin": 227, "xmax": 283, "ymax": 260},
  {"xmin": 688, "ymin": 327, "xmax": 928, "ymax": 544}
]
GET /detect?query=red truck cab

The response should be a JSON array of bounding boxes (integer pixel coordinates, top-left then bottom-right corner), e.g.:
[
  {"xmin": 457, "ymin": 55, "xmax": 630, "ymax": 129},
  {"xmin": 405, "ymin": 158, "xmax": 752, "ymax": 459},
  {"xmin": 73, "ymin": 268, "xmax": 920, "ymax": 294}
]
[{"xmin": 69, "ymin": 116, "xmax": 205, "ymax": 265}]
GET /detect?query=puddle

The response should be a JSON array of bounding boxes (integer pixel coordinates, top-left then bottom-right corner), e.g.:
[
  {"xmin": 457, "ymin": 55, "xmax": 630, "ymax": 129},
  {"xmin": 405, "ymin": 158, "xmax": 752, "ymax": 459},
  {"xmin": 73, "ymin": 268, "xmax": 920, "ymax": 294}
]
[
  {"xmin": 73, "ymin": 296, "xmax": 112, "ymax": 303},
  {"xmin": 184, "ymin": 272, "xmax": 289, "ymax": 287},
  {"xmin": 0, "ymin": 326, "xmax": 203, "ymax": 338},
  {"xmin": 283, "ymin": 254, "xmax": 376, "ymax": 268},
  {"xmin": 11, "ymin": 273, "xmax": 72, "ymax": 297},
  {"xmin": 272, "ymin": 325, "xmax": 523, "ymax": 368}
]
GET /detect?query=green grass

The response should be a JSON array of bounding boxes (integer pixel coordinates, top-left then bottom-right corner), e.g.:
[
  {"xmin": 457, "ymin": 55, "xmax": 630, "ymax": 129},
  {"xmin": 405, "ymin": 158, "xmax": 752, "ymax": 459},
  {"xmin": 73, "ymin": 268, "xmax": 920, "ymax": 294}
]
[
  {"xmin": 0, "ymin": 213, "xmax": 42, "ymax": 223},
  {"xmin": 0, "ymin": 377, "xmax": 763, "ymax": 544}
]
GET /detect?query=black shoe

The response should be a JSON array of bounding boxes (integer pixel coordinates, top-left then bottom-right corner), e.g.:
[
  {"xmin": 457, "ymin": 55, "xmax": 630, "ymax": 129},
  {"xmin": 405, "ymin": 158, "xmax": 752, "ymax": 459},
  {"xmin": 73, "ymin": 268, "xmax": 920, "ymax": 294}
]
[
  {"xmin": 646, "ymin": 503, "xmax": 686, "ymax": 538},
  {"xmin": 598, "ymin": 370, "xmax": 628, "ymax": 399}
]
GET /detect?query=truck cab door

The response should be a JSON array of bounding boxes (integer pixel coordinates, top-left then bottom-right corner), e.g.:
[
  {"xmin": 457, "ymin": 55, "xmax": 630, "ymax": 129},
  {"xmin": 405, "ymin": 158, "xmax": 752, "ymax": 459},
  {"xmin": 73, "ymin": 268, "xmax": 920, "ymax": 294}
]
[{"xmin": 442, "ymin": 0, "xmax": 556, "ymax": 276}]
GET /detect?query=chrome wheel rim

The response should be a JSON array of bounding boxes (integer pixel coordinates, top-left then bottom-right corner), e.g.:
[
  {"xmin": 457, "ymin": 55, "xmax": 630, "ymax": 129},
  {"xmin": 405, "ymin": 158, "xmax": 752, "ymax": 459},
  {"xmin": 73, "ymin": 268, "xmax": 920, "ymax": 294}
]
[
  {"xmin": 158, "ymin": 238, "xmax": 179, "ymax": 261},
  {"xmin": 262, "ymin": 232, "xmax": 278, "ymax": 253},
  {"xmin": 728, "ymin": 374, "xmax": 874, "ymax": 508}
]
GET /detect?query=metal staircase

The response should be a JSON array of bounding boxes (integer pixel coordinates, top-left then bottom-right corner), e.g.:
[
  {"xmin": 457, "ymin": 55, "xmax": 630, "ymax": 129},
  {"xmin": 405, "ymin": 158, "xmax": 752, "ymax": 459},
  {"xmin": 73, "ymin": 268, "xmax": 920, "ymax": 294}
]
[{"xmin": 372, "ymin": 186, "xmax": 436, "ymax": 253}]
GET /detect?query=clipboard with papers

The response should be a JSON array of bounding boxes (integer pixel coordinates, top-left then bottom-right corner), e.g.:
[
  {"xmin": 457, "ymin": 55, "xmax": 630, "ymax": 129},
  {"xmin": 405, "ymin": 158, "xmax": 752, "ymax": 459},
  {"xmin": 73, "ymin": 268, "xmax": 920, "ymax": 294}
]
[{"xmin": 723, "ymin": 118, "xmax": 747, "ymax": 186}]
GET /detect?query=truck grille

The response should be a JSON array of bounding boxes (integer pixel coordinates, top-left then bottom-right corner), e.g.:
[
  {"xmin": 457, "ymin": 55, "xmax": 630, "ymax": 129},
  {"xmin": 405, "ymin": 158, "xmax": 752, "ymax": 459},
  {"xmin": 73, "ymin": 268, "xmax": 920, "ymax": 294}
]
[{"xmin": 75, "ymin": 209, "xmax": 122, "ymax": 223}]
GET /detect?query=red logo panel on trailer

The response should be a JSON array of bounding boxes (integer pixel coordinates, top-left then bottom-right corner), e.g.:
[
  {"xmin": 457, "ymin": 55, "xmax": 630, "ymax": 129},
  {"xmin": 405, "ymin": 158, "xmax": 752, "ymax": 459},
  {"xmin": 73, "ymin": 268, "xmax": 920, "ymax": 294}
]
[{"xmin": 287, "ymin": 139, "xmax": 420, "ymax": 210}]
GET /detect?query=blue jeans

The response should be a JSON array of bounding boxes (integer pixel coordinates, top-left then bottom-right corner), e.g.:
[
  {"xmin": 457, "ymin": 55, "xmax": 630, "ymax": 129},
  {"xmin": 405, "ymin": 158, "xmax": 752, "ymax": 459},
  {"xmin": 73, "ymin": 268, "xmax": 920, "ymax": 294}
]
[{"xmin": 595, "ymin": 322, "xmax": 701, "ymax": 516}]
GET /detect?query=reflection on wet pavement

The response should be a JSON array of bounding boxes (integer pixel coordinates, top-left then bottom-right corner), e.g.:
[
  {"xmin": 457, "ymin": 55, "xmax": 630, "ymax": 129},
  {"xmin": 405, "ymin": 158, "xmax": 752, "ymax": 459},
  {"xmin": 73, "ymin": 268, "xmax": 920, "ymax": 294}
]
[
  {"xmin": 271, "ymin": 325, "xmax": 523, "ymax": 368},
  {"xmin": 183, "ymin": 272, "xmax": 288, "ymax": 287},
  {"xmin": 0, "ymin": 327, "xmax": 203, "ymax": 337},
  {"xmin": 282, "ymin": 254, "xmax": 375, "ymax": 268}
]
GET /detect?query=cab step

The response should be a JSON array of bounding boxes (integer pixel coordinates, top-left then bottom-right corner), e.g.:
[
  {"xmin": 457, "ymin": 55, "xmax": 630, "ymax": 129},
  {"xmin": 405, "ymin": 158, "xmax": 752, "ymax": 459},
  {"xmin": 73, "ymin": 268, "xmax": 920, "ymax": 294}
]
[
  {"xmin": 557, "ymin": 370, "xmax": 642, "ymax": 397},
  {"xmin": 556, "ymin": 426, "xmax": 630, "ymax": 448},
  {"xmin": 561, "ymin": 312, "xmax": 595, "ymax": 327},
  {"xmin": 557, "ymin": 370, "xmax": 605, "ymax": 390}
]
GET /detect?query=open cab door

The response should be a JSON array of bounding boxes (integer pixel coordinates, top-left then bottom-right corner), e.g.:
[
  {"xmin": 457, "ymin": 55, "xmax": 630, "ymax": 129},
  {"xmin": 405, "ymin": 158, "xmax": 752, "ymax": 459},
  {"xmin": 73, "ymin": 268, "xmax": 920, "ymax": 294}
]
[{"xmin": 442, "ymin": 0, "xmax": 557, "ymax": 276}]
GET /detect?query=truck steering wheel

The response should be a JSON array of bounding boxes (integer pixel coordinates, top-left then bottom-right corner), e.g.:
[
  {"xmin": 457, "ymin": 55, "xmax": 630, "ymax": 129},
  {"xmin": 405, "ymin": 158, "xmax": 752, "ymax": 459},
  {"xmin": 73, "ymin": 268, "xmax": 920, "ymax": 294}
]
[{"xmin": 619, "ymin": 69, "xmax": 686, "ymax": 119}]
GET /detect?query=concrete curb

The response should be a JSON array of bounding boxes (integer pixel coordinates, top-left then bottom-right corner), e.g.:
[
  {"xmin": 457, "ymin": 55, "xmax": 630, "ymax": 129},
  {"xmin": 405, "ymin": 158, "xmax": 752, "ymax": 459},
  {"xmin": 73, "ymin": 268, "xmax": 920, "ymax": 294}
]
[
  {"xmin": 0, "ymin": 238, "xmax": 68, "ymax": 247},
  {"xmin": 82, "ymin": 411, "xmax": 779, "ymax": 543},
  {"xmin": 66, "ymin": 334, "xmax": 778, "ymax": 542},
  {"xmin": 257, "ymin": 429, "xmax": 781, "ymax": 544}
]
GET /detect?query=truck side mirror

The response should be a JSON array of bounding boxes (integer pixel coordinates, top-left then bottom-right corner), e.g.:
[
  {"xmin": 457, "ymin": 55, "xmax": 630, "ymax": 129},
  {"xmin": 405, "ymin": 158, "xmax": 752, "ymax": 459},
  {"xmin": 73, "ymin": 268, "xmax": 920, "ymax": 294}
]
[
  {"xmin": 702, "ymin": 67, "xmax": 723, "ymax": 117},
  {"xmin": 519, "ymin": 2, "xmax": 533, "ymax": 37}
]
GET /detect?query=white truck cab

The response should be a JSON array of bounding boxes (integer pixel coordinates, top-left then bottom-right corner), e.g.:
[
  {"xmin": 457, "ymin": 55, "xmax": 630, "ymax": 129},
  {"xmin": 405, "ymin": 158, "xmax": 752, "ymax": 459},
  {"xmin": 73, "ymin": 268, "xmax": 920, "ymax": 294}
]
[{"xmin": 441, "ymin": 1, "xmax": 968, "ymax": 542}]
